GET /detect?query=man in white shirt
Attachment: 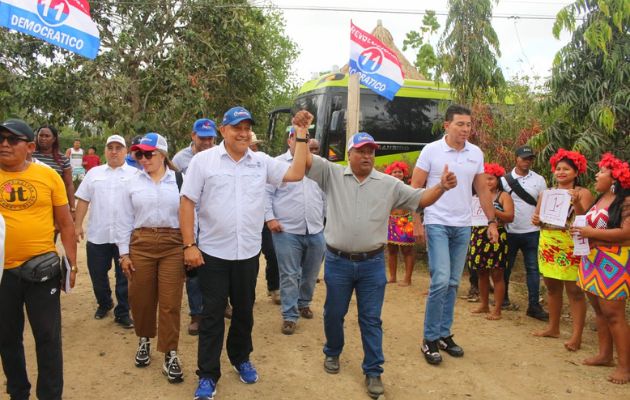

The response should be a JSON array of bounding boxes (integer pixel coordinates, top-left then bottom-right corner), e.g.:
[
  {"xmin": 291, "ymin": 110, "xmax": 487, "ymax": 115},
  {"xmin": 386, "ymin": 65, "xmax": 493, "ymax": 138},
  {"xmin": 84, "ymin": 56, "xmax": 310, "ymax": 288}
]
[
  {"xmin": 501, "ymin": 145, "xmax": 549, "ymax": 321},
  {"xmin": 75, "ymin": 135, "xmax": 138, "ymax": 328},
  {"xmin": 265, "ymin": 128, "xmax": 326, "ymax": 335},
  {"xmin": 66, "ymin": 138, "xmax": 85, "ymax": 184},
  {"xmin": 180, "ymin": 107, "xmax": 312, "ymax": 400},
  {"xmin": 411, "ymin": 104, "xmax": 499, "ymax": 366},
  {"xmin": 172, "ymin": 118, "xmax": 218, "ymax": 335}
]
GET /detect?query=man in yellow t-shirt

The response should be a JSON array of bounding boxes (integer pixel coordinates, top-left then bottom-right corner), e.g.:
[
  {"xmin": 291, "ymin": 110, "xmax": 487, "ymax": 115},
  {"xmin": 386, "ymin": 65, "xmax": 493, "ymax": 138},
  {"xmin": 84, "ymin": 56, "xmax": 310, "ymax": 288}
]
[{"xmin": 0, "ymin": 118, "xmax": 77, "ymax": 400}]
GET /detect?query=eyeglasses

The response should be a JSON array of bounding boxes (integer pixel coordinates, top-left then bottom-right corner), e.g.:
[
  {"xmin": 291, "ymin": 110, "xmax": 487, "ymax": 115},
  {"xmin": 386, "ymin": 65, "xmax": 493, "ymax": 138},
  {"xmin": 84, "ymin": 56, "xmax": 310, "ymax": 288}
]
[
  {"xmin": 134, "ymin": 150, "xmax": 155, "ymax": 160},
  {"xmin": 0, "ymin": 134, "xmax": 29, "ymax": 145}
]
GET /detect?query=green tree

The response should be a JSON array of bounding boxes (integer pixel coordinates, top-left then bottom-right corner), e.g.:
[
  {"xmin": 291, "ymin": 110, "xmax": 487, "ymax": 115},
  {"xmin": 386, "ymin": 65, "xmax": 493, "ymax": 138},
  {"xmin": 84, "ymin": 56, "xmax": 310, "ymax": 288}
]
[
  {"xmin": 403, "ymin": 11, "xmax": 441, "ymax": 80},
  {"xmin": 438, "ymin": 0, "xmax": 505, "ymax": 105},
  {"xmin": 0, "ymin": 0, "xmax": 298, "ymax": 150},
  {"xmin": 532, "ymin": 0, "xmax": 629, "ymax": 164}
]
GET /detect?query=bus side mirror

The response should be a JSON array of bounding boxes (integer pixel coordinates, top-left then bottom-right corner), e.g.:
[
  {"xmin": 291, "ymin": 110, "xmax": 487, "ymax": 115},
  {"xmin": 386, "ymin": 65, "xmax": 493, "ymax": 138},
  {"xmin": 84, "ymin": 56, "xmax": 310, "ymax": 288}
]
[{"xmin": 330, "ymin": 110, "xmax": 345, "ymax": 133}]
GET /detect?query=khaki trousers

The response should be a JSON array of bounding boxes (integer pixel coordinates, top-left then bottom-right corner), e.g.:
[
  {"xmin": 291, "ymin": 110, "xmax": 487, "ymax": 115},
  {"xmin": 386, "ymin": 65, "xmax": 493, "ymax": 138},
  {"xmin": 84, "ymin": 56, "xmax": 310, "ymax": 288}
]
[{"xmin": 128, "ymin": 228, "xmax": 184, "ymax": 353}]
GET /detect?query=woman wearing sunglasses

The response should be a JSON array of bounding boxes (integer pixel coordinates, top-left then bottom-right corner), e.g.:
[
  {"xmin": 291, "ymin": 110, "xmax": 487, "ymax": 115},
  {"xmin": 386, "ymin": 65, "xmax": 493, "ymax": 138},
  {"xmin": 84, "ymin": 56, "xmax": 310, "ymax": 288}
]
[{"xmin": 117, "ymin": 133, "xmax": 186, "ymax": 384}]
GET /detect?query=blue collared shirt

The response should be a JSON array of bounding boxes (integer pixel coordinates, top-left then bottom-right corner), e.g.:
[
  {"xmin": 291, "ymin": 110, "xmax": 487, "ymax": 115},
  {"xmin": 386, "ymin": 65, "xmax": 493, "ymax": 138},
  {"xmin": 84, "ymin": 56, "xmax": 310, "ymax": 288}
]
[
  {"xmin": 265, "ymin": 150, "xmax": 325, "ymax": 235},
  {"xmin": 116, "ymin": 169, "xmax": 180, "ymax": 255}
]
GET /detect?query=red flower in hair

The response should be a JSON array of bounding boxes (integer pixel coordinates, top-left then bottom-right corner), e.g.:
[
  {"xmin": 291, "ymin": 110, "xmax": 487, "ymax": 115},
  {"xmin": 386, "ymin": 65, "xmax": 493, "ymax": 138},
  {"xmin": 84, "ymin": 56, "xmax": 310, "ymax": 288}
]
[
  {"xmin": 484, "ymin": 163, "xmax": 505, "ymax": 178},
  {"xmin": 599, "ymin": 153, "xmax": 630, "ymax": 189},
  {"xmin": 549, "ymin": 148, "xmax": 587, "ymax": 175},
  {"xmin": 385, "ymin": 161, "xmax": 409, "ymax": 177}
]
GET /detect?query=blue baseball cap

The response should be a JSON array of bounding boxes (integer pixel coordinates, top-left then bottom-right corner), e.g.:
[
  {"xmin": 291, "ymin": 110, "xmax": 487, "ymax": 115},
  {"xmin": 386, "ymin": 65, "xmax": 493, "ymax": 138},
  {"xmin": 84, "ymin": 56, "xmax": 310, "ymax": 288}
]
[
  {"xmin": 347, "ymin": 132, "xmax": 379, "ymax": 151},
  {"xmin": 221, "ymin": 106, "xmax": 256, "ymax": 126},
  {"xmin": 130, "ymin": 132, "xmax": 168, "ymax": 152},
  {"xmin": 193, "ymin": 118, "xmax": 217, "ymax": 137}
]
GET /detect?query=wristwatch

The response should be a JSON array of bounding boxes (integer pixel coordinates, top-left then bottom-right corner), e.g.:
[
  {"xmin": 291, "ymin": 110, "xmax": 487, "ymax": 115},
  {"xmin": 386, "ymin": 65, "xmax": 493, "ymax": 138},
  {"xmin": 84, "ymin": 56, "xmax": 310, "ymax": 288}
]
[
  {"xmin": 71, "ymin": 265, "xmax": 78, "ymax": 272},
  {"xmin": 296, "ymin": 137, "xmax": 308, "ymax": 143},
  {"xmin": 488, "ymin": 218, "xmax": 498, "ymax": 225}
]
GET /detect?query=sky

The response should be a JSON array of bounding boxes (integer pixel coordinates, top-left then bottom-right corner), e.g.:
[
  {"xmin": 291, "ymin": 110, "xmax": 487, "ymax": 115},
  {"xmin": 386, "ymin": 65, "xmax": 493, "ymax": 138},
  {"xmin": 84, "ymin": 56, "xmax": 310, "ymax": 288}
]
[{"xmin": 268, "ymin": 0, "xmax": 574, "ymax": 85}]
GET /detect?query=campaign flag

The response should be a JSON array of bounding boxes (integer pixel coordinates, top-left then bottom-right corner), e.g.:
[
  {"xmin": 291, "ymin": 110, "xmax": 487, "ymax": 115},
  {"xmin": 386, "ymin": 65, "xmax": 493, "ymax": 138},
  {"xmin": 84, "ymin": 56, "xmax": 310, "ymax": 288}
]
[
  {"xmin": 348, "ymin": 21, "xmax": 404, "ymax": 101},
  {"xmin": 0, "ymin": 0, "xmax": 100, "ymax": 59}
]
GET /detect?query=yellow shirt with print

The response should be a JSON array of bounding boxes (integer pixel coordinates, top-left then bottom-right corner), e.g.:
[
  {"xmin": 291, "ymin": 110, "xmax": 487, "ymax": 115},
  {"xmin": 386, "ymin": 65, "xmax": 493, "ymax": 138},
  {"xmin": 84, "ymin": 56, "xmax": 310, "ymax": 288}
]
[{"xmin": 0, "ymin": 162, "xmax": 68, "ymax": 269}]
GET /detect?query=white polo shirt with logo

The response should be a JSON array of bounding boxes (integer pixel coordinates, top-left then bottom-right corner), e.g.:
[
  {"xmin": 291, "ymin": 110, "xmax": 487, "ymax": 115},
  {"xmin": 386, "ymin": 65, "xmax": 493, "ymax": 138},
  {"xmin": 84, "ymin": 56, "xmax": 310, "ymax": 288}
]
[
  {"xmin": 180, "ymin": 142, "xmax": 289, "ymax": 260},
  {"xmin": 415, "ymin": 136, "xmax": 484, "ymax": 226}
]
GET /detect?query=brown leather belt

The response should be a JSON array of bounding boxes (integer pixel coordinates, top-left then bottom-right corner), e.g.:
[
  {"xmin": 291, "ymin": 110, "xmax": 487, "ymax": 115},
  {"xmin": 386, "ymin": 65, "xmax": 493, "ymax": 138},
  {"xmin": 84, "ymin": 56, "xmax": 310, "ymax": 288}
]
[
  {"xmin": 326, "ymin": 244, "xmax": 384, "ymax": 262},
  {"xmin": 135, "ymin": 227, "xmax": 180, "ymax": 233}
]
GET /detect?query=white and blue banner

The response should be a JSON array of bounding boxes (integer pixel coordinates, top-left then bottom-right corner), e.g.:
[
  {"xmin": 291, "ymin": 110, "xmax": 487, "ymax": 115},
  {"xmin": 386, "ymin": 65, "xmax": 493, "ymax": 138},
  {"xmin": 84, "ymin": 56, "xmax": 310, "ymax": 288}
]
[
  {"xmin": 0, "ymin": 0, "xmax": 100, "ymax": 59},
  {"xmin": 349, "ymin": 21, "xmax": 404, "ymax": 101}
]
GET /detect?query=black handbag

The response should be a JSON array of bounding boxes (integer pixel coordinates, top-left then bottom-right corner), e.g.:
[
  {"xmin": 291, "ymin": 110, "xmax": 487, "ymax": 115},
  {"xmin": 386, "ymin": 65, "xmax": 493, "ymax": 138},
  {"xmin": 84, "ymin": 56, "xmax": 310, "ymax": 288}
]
[{"xmin": 8, "ymin": 251, "xmax": 62, "ymax": 283}]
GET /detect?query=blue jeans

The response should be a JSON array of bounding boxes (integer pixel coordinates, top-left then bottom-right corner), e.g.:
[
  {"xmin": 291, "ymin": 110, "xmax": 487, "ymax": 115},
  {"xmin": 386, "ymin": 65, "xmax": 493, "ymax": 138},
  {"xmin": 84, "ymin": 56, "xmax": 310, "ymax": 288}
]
[
  {"xmin": 186, "ymin": 276, "xmax": 203, "ymax": 316},
  {"xmin": 273, "ymin": 231, "xmax": 325, "ymax": 322},
  {"xmin": 504, "ymin": 231, "xmax": 541, "ymax": 308},
  {"xmin": 322, "ymin": 250, "xmax": 387, "ymax": 376},
  {"xmin": 423, "ymin": 225, "xmax": 471, "ymax": 341},
  {"xmin": 86, "ymin": 242, "xmax": 129, "ymax": 317}
]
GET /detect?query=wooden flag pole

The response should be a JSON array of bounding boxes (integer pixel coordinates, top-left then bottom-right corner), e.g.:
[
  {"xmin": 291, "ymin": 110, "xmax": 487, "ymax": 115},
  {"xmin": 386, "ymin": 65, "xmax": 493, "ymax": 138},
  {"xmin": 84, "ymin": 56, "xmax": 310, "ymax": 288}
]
[{"xmin": 345, "ymin": 73, "xmax": 360, "ymax": 161}]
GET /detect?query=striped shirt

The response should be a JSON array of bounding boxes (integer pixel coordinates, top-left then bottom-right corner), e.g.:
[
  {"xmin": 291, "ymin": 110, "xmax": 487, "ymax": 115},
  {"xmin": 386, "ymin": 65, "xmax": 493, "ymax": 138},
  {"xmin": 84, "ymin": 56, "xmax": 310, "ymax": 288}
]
[{"xmin": 32, "ymin": 151, "xmax": 71, "ymax": 177}]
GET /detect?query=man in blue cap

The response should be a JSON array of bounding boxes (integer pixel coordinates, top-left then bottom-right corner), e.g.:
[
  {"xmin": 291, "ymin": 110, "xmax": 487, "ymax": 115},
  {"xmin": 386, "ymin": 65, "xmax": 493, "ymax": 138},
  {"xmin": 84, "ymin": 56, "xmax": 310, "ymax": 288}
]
[
  {"xmin": 181, "ymin": 106, "xmax": 313, "ymax": 400},
  {"xmin": 173, "ymin": 118, "xmax": 219, "ymax": 336},
  {"xmin": 173, "ymin": 118, "xmax": 218, "ymax": 174}
]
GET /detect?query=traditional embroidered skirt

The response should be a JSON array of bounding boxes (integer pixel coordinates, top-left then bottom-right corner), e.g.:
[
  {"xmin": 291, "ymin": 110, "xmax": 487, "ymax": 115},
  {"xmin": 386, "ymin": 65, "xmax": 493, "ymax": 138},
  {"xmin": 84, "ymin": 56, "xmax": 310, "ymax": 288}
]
[
  {"xmin": 387, "ymin": 213, "xmax": 415, "ymax": 245},
  {"xmin": 538, "ymin": 229, "xmax": 581, "ymax": 281},
  {"xmin": 578, "ymin": 246, "xmax": 630, "ymax": 300},
  {"xmin": 466, "ymin": 226, "xmax": 508, "ymax": 270}
]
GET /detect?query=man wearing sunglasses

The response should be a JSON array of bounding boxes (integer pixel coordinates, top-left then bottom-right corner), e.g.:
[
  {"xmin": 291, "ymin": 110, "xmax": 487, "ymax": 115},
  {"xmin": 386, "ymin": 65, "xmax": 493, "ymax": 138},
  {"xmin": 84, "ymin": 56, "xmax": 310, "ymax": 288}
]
[
  {"xmin": 0, "ymin": 118, "xmax": 78, "ymax": 400},
  {"xmin": 75, "ymin": 135, "xmax": 138, "ymax": 328},
  {"xmin": 180, "ymin": 107, "xmax": 312, "ymax": 400}
]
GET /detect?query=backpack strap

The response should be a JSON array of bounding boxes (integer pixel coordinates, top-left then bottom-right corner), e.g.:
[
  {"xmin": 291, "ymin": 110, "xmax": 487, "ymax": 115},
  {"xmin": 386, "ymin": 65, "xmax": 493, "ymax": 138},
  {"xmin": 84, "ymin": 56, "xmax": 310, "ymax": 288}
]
[{"xmin": 504, "ymin": 173, "xmax": 537, "ymax": 206}]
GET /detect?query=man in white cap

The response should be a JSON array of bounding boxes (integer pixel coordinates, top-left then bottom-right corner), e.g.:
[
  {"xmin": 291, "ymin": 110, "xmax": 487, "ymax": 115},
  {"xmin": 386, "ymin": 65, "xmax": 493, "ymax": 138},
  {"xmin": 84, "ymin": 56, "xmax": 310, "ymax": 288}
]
[{"xmin": 75, "ymin": 135, "xmax": 138, "ymax": 328}]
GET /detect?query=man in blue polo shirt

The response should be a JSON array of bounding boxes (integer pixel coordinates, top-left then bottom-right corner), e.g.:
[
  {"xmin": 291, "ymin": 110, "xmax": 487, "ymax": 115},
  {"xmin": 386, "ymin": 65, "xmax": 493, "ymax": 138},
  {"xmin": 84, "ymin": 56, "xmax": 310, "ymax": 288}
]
[{"xmin": 411, "ymin": 104, "xmax": 499, "ymax": 366}]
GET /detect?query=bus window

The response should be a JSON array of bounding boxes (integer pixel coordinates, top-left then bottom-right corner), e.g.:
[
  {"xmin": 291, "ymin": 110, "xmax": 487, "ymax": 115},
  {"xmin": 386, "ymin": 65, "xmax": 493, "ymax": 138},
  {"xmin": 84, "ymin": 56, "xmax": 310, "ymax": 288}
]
[
  {"xmin": 361, "ymin": 94, "xmax": 442, "ymax": 154},
  {"xmin": 327, "ymin": 94, "xmax": 346, "ymax": 161}
]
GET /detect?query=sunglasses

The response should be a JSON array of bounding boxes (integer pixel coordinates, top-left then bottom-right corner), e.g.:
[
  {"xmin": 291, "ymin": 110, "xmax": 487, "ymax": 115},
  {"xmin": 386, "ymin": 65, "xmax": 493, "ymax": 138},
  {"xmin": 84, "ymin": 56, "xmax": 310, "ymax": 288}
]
[
  {"xmin": 134, "ymin": 150, "xmax": 156, "ymax": 160},
  {"xmin": 0, "ymin": 134, "xmax": 29, "ymax": 145}
]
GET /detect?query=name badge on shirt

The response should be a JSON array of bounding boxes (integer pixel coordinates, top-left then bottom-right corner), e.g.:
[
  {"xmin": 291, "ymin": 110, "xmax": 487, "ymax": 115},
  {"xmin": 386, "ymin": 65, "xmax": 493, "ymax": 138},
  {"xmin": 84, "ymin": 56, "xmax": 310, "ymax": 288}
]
[{"xmin": 245, "ymin": 161, "xmax": 262, "ymax": 169}]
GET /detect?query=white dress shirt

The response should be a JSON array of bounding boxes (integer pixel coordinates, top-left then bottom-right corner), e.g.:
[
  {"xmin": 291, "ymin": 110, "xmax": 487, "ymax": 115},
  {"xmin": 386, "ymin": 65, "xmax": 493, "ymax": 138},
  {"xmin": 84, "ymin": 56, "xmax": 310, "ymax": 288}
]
[
  {"xmin": 116, "ymin": 169, "xmax": 181, "ymax": 255},
  {"xmin": 415, "ymin": 136, "xmax": 484, "ymax": 226},
  {"xmin": 501, "ymin": 168, "xmax": 547, "ymax": 234},
  {"xmin": 265, "ymin": 150, "xmax": 326, "ymax": 235},
  {"xmin": 75, "ymin": 163, "xmax": 138, "ymax": 244},
  {"xmin": 180, "ymin": 142, "xmax": 290, "ymax": 260}
]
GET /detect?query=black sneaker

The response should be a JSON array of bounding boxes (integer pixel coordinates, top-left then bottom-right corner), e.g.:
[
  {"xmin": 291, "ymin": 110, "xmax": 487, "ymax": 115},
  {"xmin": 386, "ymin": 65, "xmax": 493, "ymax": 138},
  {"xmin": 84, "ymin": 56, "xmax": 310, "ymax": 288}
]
[
  {"xmin": 114, "ymin": 315, "xmax": 134, "ymax": 329},
  {"xmin": 526, "ymin": 305, "xmax": 549, "ymax": 321},
  {"xmin": 94, "ymin": 304, "xmax": 113, "ymax": 319},
  {"xmin": 438, "ymin": 335, "xmax": 464, "ymax": 357},
  {"xmin": 163, "ymin": 350, "xmax": 184, "ymax": 383},
  {"xmin": 135, "ymin": 337, "xmax": 151, "ymax": 367},
  {"xmin": 421, "ymin": 339, "xmax": 442, "ymax": 365}
]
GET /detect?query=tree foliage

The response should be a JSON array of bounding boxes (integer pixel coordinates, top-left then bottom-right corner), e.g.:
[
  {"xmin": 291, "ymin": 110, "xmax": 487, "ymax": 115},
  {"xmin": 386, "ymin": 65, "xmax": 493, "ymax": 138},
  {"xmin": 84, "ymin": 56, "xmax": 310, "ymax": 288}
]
[
  {"xmin": 0, "ymin": 0, "xmax": 298, "ymax": 149},
  {"xmin": 402, "ymin": 11, "xmax": 441, "ymax": 80},
  {"xmin": 438, "ymin": 0, "xmax": 505, "ymax": 105},
  {"xmin": 532, "ymin": 0, "xmax": 629, "ymax": 164}
]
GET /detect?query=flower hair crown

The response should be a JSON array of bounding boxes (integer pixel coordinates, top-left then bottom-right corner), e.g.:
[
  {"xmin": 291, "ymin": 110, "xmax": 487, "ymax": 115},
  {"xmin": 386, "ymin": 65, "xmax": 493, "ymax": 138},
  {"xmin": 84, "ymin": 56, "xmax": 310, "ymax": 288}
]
[
  {"xmin": 484, "ymin": 163, "xmax": 505, "ymax": 178},
  {"xmin": 550, "ymin": 148, "xmax": 587, "ymax": 175},
  {"xmin": 385, "ymin": 161, "xmax": 409, "ymax": 177},
  {"xmin": 598, "ymin": 153, "xmax": 630, "ymax": 189}
]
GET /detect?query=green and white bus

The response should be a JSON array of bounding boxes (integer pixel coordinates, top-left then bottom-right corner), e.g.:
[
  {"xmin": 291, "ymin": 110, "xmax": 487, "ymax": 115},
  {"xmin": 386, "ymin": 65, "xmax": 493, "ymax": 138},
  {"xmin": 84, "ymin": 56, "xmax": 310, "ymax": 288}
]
[{"xmin": 267, "ymin": 73, "xmax": 452, "ymax": 166}]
